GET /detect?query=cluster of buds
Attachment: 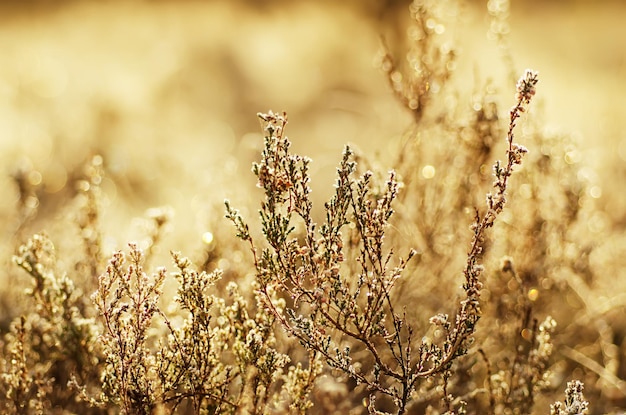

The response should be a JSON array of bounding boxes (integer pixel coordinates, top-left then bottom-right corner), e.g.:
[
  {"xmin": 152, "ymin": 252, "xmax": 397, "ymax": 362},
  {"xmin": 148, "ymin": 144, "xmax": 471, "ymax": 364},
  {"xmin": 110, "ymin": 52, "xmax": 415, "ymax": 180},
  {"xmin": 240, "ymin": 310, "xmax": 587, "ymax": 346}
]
[{"xmin": 515, "ymin": 69, "xmax": 539, "ymax": 107}]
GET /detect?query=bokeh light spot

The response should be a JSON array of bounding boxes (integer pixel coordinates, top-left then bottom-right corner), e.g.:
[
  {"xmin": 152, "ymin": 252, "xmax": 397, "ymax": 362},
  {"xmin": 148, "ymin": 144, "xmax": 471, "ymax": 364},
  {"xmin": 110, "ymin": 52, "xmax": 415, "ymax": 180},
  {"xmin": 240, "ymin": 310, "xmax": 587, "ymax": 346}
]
[
  {"xmin": 217, "ymin": 258, "xmax": 230, "ymax": 270},
  {"xmin": 564, "ymin": 149, "xmax": 581, "ymax": 164},
  {"xmin": 202, "ymin": 231, "xmax": 214, "ymax": 245},
  {"xmin": 589, "ymin": 185, "xmax": 602, "ymax": 199},
  {"xmin": 422, "ymin": 165, "xmax": 435, "ymax": 179},
  {"xmin": 27, "ymin": 170, "xmax": 42, "ymax": 186}
]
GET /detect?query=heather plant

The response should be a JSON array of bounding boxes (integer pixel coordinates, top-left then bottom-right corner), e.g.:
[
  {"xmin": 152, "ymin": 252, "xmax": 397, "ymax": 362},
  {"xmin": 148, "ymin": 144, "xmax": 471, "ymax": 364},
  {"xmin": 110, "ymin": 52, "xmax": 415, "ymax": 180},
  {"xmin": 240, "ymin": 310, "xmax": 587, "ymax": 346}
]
[
  {"xmin": 1, "ymin": 0, "xmax": 622, "ymax": 414},
  {"xmin": 375, "ymin": 0, "xmax": 613, "ymax": 412},
  {"xmin": 0, "ymin": 316, "xmax": 53, "ymax": 413},
  {"xmin": 224, "ymin": 68, "xmax": 539, "ymax": 415},
  {"xmin": 87, "ymin": 241, "xmax": 319, "ymax": 414},
  {"xmin": 550, "ymin": 381, "xmax": 589, "ymax": 415},
  {"xmin": 3, "ymin": 230, "xmax": 319, "ymax": 414},
  {"xmin": 379, "ymin": 0, "xmax": 456, "ymax": 123},
  {"xmin": 3, "ymin": 232, "xmax": 102, "ymax": 414}
]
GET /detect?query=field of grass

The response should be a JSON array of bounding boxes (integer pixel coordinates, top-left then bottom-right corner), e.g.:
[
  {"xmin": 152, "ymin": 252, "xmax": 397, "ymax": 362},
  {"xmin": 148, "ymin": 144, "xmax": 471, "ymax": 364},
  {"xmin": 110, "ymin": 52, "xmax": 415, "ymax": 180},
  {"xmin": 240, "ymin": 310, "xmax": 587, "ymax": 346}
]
[{"xmin": 0, "ymin": 0, "xmax": 625, "ymax": 413}]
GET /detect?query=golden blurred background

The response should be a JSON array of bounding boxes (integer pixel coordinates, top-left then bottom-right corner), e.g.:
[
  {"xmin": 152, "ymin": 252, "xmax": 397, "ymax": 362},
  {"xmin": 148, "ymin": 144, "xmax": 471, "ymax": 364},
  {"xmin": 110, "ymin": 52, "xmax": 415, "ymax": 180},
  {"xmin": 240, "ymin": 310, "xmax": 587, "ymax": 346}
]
[{"xmin": 0, "ymin": 0, "xmax": 624, "ymax": 274}]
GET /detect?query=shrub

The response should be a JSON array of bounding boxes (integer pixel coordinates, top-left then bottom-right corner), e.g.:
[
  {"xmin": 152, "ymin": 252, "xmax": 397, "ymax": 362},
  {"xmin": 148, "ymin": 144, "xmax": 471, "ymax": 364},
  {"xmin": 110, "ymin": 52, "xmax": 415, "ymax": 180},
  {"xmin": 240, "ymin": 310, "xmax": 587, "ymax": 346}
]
[
  {"xmin": 225, "ymin": 67, "xmax": 538, "ymax": 415},
  {"xmin": 1, "ymin": 0, "xmax": 618, "ymax": 414}
]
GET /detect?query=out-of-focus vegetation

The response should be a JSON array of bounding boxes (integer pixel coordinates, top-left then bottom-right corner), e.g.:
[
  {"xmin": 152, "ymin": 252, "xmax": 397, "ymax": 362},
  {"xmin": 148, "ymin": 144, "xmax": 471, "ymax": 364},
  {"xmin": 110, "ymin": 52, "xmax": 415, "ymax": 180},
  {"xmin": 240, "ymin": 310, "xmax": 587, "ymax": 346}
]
[{"xmin": 0, "ymin": 0, "xmax": 625, "ymax": 413}]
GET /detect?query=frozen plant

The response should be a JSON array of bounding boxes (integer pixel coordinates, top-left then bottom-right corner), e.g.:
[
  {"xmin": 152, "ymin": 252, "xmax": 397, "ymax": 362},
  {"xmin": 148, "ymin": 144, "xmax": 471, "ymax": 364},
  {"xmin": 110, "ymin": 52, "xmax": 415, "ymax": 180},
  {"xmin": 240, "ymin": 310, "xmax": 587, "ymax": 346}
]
[
  {"xmin": 550, "ymin": 380, "xmax": 589, "ymax": 415},
  {"xmin": 226, "ymin": 69, "xmax": 538, "ymax": 415}
]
